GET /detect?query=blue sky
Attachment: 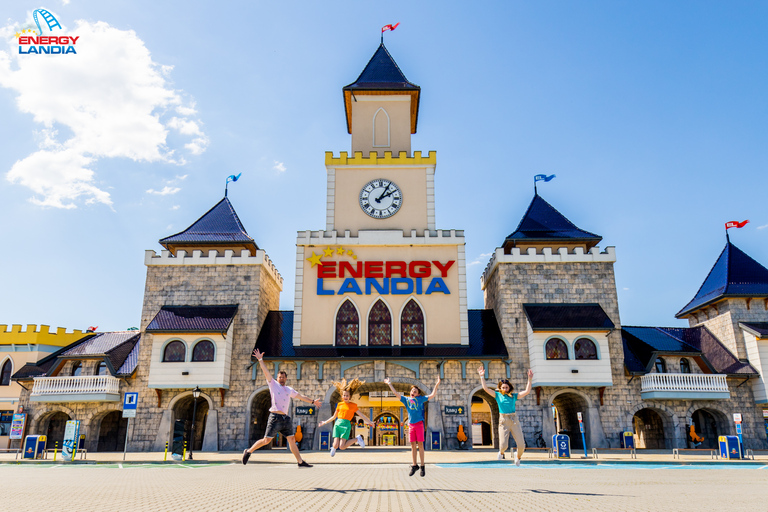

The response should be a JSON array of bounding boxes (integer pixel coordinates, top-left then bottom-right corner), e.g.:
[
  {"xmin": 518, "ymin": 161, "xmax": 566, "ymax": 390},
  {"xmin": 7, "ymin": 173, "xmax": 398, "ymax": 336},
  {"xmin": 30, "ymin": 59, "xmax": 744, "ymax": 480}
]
[{"xmin": 0, "ymin": 1, "xmax": 766, "ymax": 332}]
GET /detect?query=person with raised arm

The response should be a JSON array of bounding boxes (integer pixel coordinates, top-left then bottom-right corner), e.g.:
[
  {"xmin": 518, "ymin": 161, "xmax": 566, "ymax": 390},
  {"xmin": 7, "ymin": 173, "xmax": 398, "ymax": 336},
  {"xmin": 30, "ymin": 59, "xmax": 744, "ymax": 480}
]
[
  {"xmin": 242, "ymin": 349, "xmax": 322, "ymax": 468},
  {"xmin": 384, "ymin": 375, "xmax": 440, "ymax": 477},
  {"xmin": 317, "ymin": 378, "xmax": 375, "ymax": 456},
  {"xmin": 478, "ymin": 366, "xmax": 533, "ymax": 466}
]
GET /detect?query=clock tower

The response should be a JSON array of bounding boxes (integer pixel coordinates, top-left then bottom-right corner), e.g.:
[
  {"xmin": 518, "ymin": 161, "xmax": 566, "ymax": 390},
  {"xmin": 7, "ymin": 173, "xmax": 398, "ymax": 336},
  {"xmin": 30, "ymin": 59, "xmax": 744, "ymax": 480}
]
[{"xmin": 293, "ymin": 43, "xmax": 467, "ymax": 348}]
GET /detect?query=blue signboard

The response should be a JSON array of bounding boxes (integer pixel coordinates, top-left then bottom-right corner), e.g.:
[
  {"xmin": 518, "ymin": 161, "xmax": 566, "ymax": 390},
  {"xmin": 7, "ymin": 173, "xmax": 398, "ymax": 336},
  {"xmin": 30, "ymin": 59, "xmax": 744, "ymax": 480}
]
[
  {"xmin": 431, "ymin": 431, "xmax": 441, "ymax": 450},
  {"xmin": 61, "ymin": 420, "xmax": 81, "ymax": 462},
  {"xmin": 123, "ymin": 392, "xmax": 138, "ymax": 418},
  {"xmin": 295, "ymin": 406, "xmax": 316, "ymax": 416},
  {"xmin": 320, "ymin": 431, "xmax": 330, "ymax": 450},
  {"xmin": 444, "ymin": 406, "xmax": 465, "ymax": 415},
  {"xmin": 23, "ymin": 435, "xmax": 46, "ymax": 459},
  {"xmin": 552, "ymin": 434, "xmax": 570, "ymax": 458},
  {"xmin": 622, "ymin": 431, "xmax": 635, "ymax": 449},
  {"xmin": 719, "ymin": 435, "xmax": 742, "ymax": 460}
]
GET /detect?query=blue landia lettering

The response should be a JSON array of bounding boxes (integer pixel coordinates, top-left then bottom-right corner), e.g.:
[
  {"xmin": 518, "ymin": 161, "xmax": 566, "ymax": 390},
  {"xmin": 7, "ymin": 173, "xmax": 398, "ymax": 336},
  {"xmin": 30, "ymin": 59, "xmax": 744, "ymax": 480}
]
[
  {"xmin": 317, "ymin": 277, "xmax": 450, "ymax": 296},
  {"xmin": 19, "ymin": 45, "xmax": 77, "ymax": 54}
]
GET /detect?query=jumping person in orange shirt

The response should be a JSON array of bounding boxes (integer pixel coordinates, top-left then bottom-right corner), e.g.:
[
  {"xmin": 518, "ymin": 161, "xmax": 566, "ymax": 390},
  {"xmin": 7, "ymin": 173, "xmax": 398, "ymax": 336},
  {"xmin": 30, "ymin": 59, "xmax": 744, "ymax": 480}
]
[{"xmin": 318, "ymin": 378, "xmax": 375, "ymax": 456}]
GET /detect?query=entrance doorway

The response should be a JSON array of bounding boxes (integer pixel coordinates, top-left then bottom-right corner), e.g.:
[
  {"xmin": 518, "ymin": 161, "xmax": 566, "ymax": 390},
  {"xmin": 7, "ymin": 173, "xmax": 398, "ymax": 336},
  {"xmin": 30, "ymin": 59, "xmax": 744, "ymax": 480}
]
[
  {"xmin": 691, "ymin": 409, "xmax": 727, "ymax": 449},
  {"xmin": 249, "ymin": 389, "xmax": 286, "ymax": 448},
  {"xmin": 96, "ymin": 411, "xmax": 128, "ymax": 452},
  {"xmin": 470, "ymin": 390, "xmax": 498, "ymax": 447},
  {"xmin": 632, "ymin": 409, "xmax": 665, "ymax": 449},
  {"xmin": 44, "ymin": 412, "xmax": 70, "ymax": 449},
  {"xmin": 374, "ymin": 413, "xmax": 401, "ymax": 446},
  {"xmin": 552, "ymin": 393, "xmax": 589, "ymax": 450},
  {"xmin": 173, "ymin": 395, "xmax": 209, "ymax": 451}
]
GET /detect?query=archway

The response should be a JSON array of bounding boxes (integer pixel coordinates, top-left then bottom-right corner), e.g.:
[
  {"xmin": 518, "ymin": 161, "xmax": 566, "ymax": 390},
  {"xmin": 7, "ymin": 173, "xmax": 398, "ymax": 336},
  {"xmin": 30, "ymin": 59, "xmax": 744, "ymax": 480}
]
[
  {"xmin": 96, "ymin": 411, "xmax": 128, "ymax": 452},
  {"xmin": 691, "ymin": 408, "xmax": 729, "ymax": 449},
  {"xmin": 43, "ymin": 412, "xmax": 71, "ymax": 449},
  {"xmin": 172, "ymin": 395, "xmax": 209, "ymax": 451},
  {"xmin": 551, "ymin": 392, "xmax": 589, "ymax": 450},
  {"xmin": 373, "ymin": 413, "xmax": 400, "ymax": 446},
  {"xmin": 470, "ymin": 389, "xmax": 498, "ymax": 448},
  {"xmin": 248, "ymin": 388, "xmax": 284, "ymax": 448},
  {"xmin": 632, "ymin": 409, "xmax": 666, "ymax": 449}
]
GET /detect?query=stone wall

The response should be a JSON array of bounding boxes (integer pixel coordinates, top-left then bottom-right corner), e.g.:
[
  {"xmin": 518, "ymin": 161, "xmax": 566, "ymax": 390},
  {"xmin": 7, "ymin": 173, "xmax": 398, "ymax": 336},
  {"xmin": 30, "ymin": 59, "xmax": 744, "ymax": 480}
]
[{"xmin": 688, "ymin": 298, "xmax": 768, "ymax": 360}]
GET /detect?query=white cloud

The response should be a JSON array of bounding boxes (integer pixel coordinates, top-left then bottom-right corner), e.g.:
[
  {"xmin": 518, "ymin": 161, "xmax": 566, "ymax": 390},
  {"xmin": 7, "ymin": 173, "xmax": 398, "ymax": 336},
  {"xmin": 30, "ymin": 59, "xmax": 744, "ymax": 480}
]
[
  {"xmin": 757, "ymin": 224, "xmax": 768, "ymax": 230},
  {"xmin": 146, "ymin": 186, "xmax": 180, "ymax": 196},
  {"xmin": 273, "ymin": 161, "xmax": 287, "ymax": 173},
  {"xmin": 623, "ymin": 287, "xmax": 630, "ymax": 291},
  {"xmin": 0, "ymin": 17, "xmax": 207, "ymax": 208},
  {"xmin": 175, "ymin": 174, "xmax": 188, "ymax": 181},
  {"xmin": 468, "ymin": 252, "xmax": 493, "ymax": 267},
  {"xmin": 171, "ymin": 205, "xmax": 180, "ymax": 210}
]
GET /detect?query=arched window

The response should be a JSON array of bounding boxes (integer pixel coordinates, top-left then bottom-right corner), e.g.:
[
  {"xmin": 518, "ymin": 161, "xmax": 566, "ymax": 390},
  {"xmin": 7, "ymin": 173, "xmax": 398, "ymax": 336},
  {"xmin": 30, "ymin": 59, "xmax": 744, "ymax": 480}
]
[
  {"xmin": 373, "ymin": 107, "xmax": 390, "ymax": 147},
  {"xmin": 574, "ymin": 338, "xmax": 598, "ymax": 360},
  {"xmin": 71, "ymin": 362, "xmax": 82, "ymax": 376},
  {"xmin": 335, "ymin": 300, "xmax": 359, "ymax": 346},
  {"xmin": 401, "ymin": 299, "xmax": 425, "ymax": 346},
  {"xmin": 192, "ymin": 340, "xmax": 215, "ymax": 362},
  {"xmin": 368, "ymin": 300, "xmax": 392, "ymax": 346},
  {"xmin": 545, "ymin": 338, "xmax": 569, "ymax": 360},
  {"xmin": 97, "ymin": 362, "xmax": 108, "ymax": 376},
  {"xmin": 163, "ymin": 341, "xmax": 186, "ymax": 362},
  {"xmin": 0, "ymin": 359, "xmax": 12, "ymax": 386},
  {"xmin": 680, "ymin": 358, "xmax": 691, "ymax": 374},
  {"xmin": 655, "ymin": 357, "xmax": 666, "ymax": 373}
]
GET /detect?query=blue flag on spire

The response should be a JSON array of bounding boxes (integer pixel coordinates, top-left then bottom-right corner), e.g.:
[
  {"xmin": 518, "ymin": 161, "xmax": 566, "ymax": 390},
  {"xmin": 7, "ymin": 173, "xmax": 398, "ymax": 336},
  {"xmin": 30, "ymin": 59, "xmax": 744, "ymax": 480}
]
[
  {"xmin": 227, "ymin": 173, "xmax": 241, "ymax": 184},
  {"xmin": 534, "ymin": 174, "xmax": 556, "ymax": 182}
]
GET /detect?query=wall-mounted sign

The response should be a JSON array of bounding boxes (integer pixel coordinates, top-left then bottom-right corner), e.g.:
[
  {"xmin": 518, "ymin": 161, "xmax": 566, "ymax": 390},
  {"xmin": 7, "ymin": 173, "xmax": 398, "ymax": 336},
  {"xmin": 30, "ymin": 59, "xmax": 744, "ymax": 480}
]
[
  {"xmin": 444, "ymin": 406, "xmax": 465, "ymax": 415},
  {"xmin": 295, "ymin": 406, "xmax": 316, "ymax": 416},
  {"xmin": 733, "ymin": 413, "xmax": 742, "ymax": 423}
]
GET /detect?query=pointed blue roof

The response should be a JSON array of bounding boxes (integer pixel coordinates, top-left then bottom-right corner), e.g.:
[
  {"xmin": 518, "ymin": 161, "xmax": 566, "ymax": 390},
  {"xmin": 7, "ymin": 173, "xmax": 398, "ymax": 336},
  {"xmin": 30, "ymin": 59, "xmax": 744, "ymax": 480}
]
[
  {"xmin": 504, "ymin": 194, "xmax": 601, "ymax": 250},
  {"xmin": 676, "ymin": 242, "xmax": 768, "ymax": 317},
  {"xmin": 159, "ymin": 197, "xmax": 257, "ymax": 253}
]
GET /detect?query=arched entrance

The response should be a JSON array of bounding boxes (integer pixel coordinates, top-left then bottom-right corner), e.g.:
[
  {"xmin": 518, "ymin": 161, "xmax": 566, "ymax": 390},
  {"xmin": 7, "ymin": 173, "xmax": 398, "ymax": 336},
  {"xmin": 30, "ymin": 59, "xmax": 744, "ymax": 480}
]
[
  {"xmin": 96, "ymin": 411, "xmax": 128, "ymax": 452},
  {"xmin": 374, "ymin": 413, "xmax": 400, "ymax": 446},
  {"xmin": 43, "ymin": 412, "xmax": 71, "ymax": 449},
  {"xmin": 691, "ymin": 408, "xmax": 729, "ymax": 449},
  {"xmin": 248, "ymin": 388, "xmax": 285, "ymax": 448},
  {"xmin": 470, "ymin": 389, "xmax": 498, "ymax": 448},
  {"xmin": 173, "ymin": 395, "xmax": 209, "ymax": 451},
  {"xmin": 632, "ymin": 409, "xmax": 665, "ymax": 449},
  {"xmin": 551, "ymin": 392, "xmax": 589, "ymax": 450}
]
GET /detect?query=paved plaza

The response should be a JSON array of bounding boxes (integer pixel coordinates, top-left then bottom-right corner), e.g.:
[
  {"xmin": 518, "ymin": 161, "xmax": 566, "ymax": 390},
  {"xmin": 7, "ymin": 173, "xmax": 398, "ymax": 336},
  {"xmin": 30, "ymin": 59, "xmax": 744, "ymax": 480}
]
[{"xmin": 2, "ymin": 453, "xmax": 767, "ymax": 512}]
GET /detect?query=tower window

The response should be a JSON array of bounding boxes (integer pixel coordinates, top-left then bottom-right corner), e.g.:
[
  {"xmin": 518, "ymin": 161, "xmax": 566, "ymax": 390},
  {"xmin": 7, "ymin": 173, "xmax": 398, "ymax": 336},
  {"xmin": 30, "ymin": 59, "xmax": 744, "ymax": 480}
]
[
  {"xmin": 655, "ymin": 357, "xmax": 666, "ymax": 373},
  {"xmin": 163, "ymin": 341, "xmax": 186, "ymax": 362},
  {"xmin": 335, "ymin": 300, "xmax": 360, "ymax": 346},
  {"xmin": 680, "ymin": 358, "xmax": 691, "ymax": 374},
  {"xmin": 545, "ymin": 338, "xmax": 569, "ymax": 360},
  {"xmin": 574, "ymin": 338, "xmax": 598, "ymax": 360},
  {"xmin": 401, "ymin": 299, "xmax": 424, "ymax": 345},
  {"xmin": 368, "ymin": 300, "xmax": 392, "ymax": 346},
  {"xmin": 372, "ymin": 107, "xmax": 390, "ymax": 147}
]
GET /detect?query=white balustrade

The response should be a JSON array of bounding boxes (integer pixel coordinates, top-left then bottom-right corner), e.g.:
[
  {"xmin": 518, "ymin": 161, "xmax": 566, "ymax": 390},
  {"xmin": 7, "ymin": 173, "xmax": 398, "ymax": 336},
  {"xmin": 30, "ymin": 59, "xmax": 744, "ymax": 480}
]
[
  {"xmin": 640, "ymin": 373, "xmax": 728, "ymax": 393},
  {"xmin": 32, "ymin": 375, "xmax": 120, "ymax": 397}
]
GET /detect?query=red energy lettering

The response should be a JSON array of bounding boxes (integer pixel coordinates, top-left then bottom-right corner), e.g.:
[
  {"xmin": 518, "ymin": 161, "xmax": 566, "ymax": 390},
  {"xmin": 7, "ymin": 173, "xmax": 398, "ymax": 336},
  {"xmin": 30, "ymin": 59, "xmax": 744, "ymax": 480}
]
[
  {"xmin": 364, "ymin": 261, "xmax": 384, "ymax": 278},
  {"xmin": 317, "ymin": 262, "xmax": 336, "ymax": 278},
  {"xmin": 385, "ymin": 261, "xmax": 407, "ymax": 278},
  {"xmin": 339, "ymin": 261, "xmax": 363, "ymax": 278},
  {"xmin": 432, "ymin": 260, "xmax": 455, "ymax": 277},
  {"xmin": 409, "ymin": 261, "xmax": 431, "ymax": 278}
]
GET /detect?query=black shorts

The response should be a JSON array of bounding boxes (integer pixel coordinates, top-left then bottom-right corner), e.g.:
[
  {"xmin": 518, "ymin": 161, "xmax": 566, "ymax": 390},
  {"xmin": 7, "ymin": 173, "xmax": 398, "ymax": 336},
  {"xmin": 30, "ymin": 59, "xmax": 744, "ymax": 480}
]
[{"xmin": 264, "ymin": 413, "xmax": 294, "ymax": 439}]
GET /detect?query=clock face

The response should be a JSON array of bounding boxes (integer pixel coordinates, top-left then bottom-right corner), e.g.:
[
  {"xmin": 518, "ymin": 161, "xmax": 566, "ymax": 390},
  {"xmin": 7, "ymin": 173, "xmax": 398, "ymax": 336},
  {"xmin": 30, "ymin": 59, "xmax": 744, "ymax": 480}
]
[{"xmin": 359, "ymin": 179, "xmax": 403, "ymax": 219}]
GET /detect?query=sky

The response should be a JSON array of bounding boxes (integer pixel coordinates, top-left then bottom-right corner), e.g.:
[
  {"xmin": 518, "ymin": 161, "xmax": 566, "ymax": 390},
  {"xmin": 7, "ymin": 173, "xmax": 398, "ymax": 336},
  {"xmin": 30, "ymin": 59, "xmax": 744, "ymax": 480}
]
[{"xmin": 0, "ymin": 1, "xmax": 766, "ymax": 333}]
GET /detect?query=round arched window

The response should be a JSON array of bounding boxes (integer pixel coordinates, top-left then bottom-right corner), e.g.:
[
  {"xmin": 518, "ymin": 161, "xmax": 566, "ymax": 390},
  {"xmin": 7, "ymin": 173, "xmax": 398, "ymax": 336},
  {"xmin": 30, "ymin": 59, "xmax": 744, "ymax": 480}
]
[
  {"xmin": 680, "ymin": 358, "xmax": 691, "ymax": 374},
  {"xmin": 163, "ymin": 341, "xmax": 186, "ymax": 362},
  {"xmin": 574, "ymin": 338, "xmax": 598, "ymax": 360},
  {"xmin": 655, "ymin": 357, "xmax": 666, "ymax": 373},
  {"xmin": 192, "ymin": 340, "xmax": 215, "ymax": 362},
  {"xmin": 545, "ymin": 338, "xmax": 569, "ymax": 360}
]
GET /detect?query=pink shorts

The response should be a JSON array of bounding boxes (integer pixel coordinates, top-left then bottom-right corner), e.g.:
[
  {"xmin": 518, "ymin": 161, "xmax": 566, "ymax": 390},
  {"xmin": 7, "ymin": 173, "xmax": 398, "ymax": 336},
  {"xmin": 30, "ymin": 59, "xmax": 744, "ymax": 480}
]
[{"xmin": 408, "ymin": 421, "xmax": 425, "ymax": 443}]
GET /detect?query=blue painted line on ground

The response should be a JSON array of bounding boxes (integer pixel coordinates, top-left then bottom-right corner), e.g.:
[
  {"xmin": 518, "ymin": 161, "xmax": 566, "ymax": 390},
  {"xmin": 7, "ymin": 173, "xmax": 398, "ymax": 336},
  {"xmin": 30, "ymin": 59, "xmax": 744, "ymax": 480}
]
[{"xmin": 435, "ymin": 462, "xmax": 765, "ymax": 470}]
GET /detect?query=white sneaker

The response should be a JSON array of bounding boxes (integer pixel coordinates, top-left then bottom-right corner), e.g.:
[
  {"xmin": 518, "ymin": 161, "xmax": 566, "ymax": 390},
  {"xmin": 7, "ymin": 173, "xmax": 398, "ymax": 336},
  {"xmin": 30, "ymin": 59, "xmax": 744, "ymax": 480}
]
[
  {"xmin": 330, "ymin": 447, "xmax": 336, "ymax": 457},
  {"xmin": 357, "ymin": 435, "xmax": 365, "ymax": 448},
  {"xmin": 497, "ymin": 452, "xmax": 504, "ymax": 460},
  {"xmin": 514, "ymin": 451, "xmax": 521, "ymax": 467}
]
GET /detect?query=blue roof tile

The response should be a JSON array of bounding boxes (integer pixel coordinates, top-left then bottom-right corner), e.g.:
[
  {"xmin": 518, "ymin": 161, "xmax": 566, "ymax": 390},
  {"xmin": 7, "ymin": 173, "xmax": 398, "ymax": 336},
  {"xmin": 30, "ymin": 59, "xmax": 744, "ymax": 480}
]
[
  {"xmin": 676, "ymin": 243, "xmax": 768, "ymax": 317},
  {"xmin": 344, "ymin": 44, "xmax": 419, "ymax": 91},
  {"xmin": 146, "ymin": 305, "xmax": 238, "ymax": 333},
  {"xmin": 505, "ymin": 194, "xmax": 601, "ymax": 248},
  {"xmin": 523, "ymin": 304, "xmax": 614, "ymax": 330},
  {"xmin": 159, "ymin": 197, "xmax": 256, "ymax": 248}
]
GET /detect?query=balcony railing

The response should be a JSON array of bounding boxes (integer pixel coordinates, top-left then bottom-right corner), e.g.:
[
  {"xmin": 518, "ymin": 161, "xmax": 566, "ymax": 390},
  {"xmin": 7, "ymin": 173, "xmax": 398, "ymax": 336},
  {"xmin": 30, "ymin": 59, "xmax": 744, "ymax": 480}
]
[
  {"xmin": 640, "ymin": 373, "xmax": 729, "ymax": 399},
  {"xmin": 31, "ymin": 375, "xmax": 120, "ymax": 402}
]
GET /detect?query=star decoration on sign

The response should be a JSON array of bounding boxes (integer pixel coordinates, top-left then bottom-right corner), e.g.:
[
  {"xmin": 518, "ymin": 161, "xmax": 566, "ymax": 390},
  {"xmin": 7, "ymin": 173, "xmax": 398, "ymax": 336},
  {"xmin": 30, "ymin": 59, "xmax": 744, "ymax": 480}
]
[
  {"xmin": 306, "ymin": 251, "xmax": 323, "ymax": 267},
  {"xmin": 323, "ymin": 247, "xmax": 334, "ymax": 257},
  {"xmin": 309, "ymin": 246, "xmax": 357, "ymax": 266}
]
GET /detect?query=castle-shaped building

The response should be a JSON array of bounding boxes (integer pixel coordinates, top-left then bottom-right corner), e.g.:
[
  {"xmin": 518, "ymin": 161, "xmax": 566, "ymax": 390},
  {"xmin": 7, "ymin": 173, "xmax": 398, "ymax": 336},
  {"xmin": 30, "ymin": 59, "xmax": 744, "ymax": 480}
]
[{"xmin": 11, "ymin": 43, "xmax": 768, "ymax": 453}]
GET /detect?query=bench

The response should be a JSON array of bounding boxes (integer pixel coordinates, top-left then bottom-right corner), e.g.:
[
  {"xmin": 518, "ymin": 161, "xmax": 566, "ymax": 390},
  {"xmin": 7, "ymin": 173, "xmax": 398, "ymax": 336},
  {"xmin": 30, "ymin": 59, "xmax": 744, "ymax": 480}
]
[
  {"xmin": 672, "ymin": 448, "xmax": 717, "ymax": 459},
  {"xmin": 42, "ymin": 447, "xmax": 87, "ymax": 460},
  {"xmin": 592, "ymin": 447, "xmax": 636, "ymax": 459}
]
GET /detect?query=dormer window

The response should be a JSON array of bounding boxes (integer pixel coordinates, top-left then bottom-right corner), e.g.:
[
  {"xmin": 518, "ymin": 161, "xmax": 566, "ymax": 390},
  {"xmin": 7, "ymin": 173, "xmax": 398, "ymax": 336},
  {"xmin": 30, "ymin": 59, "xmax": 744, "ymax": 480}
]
[
  {"xmin": 655, "ymin": 357, "xmax": 666, "ymax": 373},
  {"xmin": 163, "ymin": 340, "xmax": 186, "ymax": 362},
  {"xmin": 71, "ymin": 362, "xmax": 82, "ymax": 376},
  {"xmin": 546, "ymin": 338, "xmax": 569, "ymax": 360},
  {"xmin": 680, "ymin": 358, "xmax": 691, "ymax": 374}
]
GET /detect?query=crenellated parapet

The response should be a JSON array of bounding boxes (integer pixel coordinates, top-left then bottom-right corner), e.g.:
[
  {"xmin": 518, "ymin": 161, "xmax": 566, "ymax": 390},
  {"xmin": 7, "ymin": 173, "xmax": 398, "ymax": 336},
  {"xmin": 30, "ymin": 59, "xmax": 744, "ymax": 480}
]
[
  {"xmin": 296, "ymin": 228, "xmax": 464, "ymax": 246},
  {"xmin": 0, "ymin": 324, "xmax": 85, "ymax": 347},
  {"xmin": 481, "ymin": 246, "xmax": 616, "ymax": 290},
  {"xmin": 145, "ymin": 248, "xmax": 283, "ymax": 288},
  {"xmin": 325, "ymin": 150, "xmax": 436, "ymax": 167}
]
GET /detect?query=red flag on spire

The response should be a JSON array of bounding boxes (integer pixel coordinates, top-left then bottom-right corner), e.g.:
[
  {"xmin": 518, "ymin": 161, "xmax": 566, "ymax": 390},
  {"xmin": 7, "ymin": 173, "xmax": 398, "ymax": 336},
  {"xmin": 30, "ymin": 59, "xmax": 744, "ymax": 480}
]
[
  {"xmin": 382, "ymin": 23, "xmax": 400, "ymax": 33},
  {"xmin": 725, "ymin": 220, "xmax": 749, "ymax": 230}
]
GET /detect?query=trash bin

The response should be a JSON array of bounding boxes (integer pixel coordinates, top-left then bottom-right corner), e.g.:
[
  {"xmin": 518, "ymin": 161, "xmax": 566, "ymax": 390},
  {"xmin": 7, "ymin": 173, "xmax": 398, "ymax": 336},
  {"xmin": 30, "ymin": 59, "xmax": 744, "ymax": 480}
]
[
  {"xmin": 719, "ymin": 436, "xmax": 743, "ymax": 460},
  {"xmin": 23, "ymin": 435, "xmax": 47, "ymax": 459},
  {"xmin": 621, "ymin": 432, "xmax": 635, "ymax": 449},
  {"xmin": 552, "ymin": 434, "xmax": 570, "ymax": 459}
]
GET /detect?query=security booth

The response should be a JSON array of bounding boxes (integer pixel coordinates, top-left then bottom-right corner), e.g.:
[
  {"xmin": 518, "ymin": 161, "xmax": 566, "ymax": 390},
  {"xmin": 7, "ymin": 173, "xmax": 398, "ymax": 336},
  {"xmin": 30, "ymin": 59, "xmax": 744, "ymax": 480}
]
[
  {"xmin": 22, "ymin": 435, "xmax": 47, "ymax": 459},
  {"xmin": 552, "ymin": 434, "xmax": 570, "ymax": 458},
  {"xmin": 621, "ymin": 431, "xmax": 635, "ymax": 449},
  {"xmin": 718, "ymin": 436, "xmax": 743, "ymax": 460}
]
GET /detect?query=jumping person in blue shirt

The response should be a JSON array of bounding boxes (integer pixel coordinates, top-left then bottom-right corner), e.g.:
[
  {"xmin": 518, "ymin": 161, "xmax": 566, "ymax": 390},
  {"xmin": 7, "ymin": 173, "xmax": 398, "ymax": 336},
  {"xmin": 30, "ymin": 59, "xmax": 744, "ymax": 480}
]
[{"xmin": 384, "ymin": 376, "xmax": 440, "ymax": 477}]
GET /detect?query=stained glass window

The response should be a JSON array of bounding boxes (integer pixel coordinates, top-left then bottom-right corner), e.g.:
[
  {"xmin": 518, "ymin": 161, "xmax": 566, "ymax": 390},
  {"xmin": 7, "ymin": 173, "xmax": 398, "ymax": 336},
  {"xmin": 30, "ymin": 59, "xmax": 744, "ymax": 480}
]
[
  {"xmin": 192, "ymin": 340, "xmax": 215, "ymax": 362},
  {"xmin": 545, "ymin": 338, "xmax": 569, "ymax": 360},
  {"xmin": 0, "ymin": 359, "xmax": 11, "ymax": 386},
  {"xmin": 401, "ymin": 299, "xmax": 424, "ymax": 346},
  {"xmin": 336, "ymin": 300, "xmax": 359, "ymax": 346},
  {"xmin": 574, "ymin": 338, "xmax": 598, "ymax": 360},
  {"xmin": 163, "ymin": 340, "xmax": 186, "ymax": 362},
  {"xmin": 368, "ymin": 300, "xmax": 392, "ymax": 346}
]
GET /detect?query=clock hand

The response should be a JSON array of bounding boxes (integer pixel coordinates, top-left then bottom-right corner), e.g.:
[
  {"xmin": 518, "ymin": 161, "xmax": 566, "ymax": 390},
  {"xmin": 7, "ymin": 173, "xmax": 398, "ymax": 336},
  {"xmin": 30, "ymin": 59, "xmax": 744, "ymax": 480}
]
[{"xmin": 376, "ymin": 189, "xmax": 395, "ymax": 203}]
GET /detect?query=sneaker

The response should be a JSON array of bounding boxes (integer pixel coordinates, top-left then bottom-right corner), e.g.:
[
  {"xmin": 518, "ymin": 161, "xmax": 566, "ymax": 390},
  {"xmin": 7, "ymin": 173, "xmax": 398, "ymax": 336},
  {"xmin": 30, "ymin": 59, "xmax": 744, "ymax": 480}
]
[
  {"xmin": 514, "ymin": 452, "xmax": 521, "ymax": 467},
  {"xmin": 330, "ymin": 447, "xmax": 336, "ymax": 457},
  {"xmin": 357, "ymin": 435, "xmax": 365, "ymax": 448},
  {"xmin": 409, "ymin": 465, "xmax": 419, "ymax": 476},
  {"xmin": 497, "ymin": 452, "xmax": 504, "ymax": 460},
  {"xmin": 241, "ymin": 449, "xmax": 251, "ymax": 465},
  {"xmin": 420, "ymin": 465, "xmax": 425, "ymax": 477},
  {"xmin": 298, "ymin": 461, "xmax": 313, "ymax": 468}
]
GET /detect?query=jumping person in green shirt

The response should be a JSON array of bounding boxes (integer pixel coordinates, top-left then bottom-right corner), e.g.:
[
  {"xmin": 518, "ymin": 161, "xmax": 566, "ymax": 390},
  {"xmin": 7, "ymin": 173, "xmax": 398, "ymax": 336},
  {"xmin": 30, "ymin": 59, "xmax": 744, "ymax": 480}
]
[{"xmin": 478, "ymin": 366, "xmax": 533, "ymax": 466}]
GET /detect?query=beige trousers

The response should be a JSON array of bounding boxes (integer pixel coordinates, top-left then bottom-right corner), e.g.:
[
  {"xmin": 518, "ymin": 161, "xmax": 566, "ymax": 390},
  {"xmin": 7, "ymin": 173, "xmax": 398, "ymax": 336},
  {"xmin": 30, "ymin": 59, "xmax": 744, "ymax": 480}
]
[{"xmin": 499, "ymin": 413, "xmax": 525, "ymax": 457}]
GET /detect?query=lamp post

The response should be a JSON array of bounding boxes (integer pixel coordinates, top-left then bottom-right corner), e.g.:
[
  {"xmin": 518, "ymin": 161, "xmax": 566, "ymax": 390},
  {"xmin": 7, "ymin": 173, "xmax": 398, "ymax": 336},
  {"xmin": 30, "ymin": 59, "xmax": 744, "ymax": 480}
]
[{"xmin": 189, "ymin": 386, "xmax": 201, "ymax": 460}]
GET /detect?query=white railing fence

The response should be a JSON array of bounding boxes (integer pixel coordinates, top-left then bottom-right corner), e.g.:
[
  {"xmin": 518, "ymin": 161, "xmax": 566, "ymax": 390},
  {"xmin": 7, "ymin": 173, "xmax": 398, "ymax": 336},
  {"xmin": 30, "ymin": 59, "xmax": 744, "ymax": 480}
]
[
  {"xmin": 640, "ymin": 373, "xmax": 728, "ymax": 393},
  {"xmin": 31, "ymin": 375, "xmax": 120, "ymax": 396}
]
